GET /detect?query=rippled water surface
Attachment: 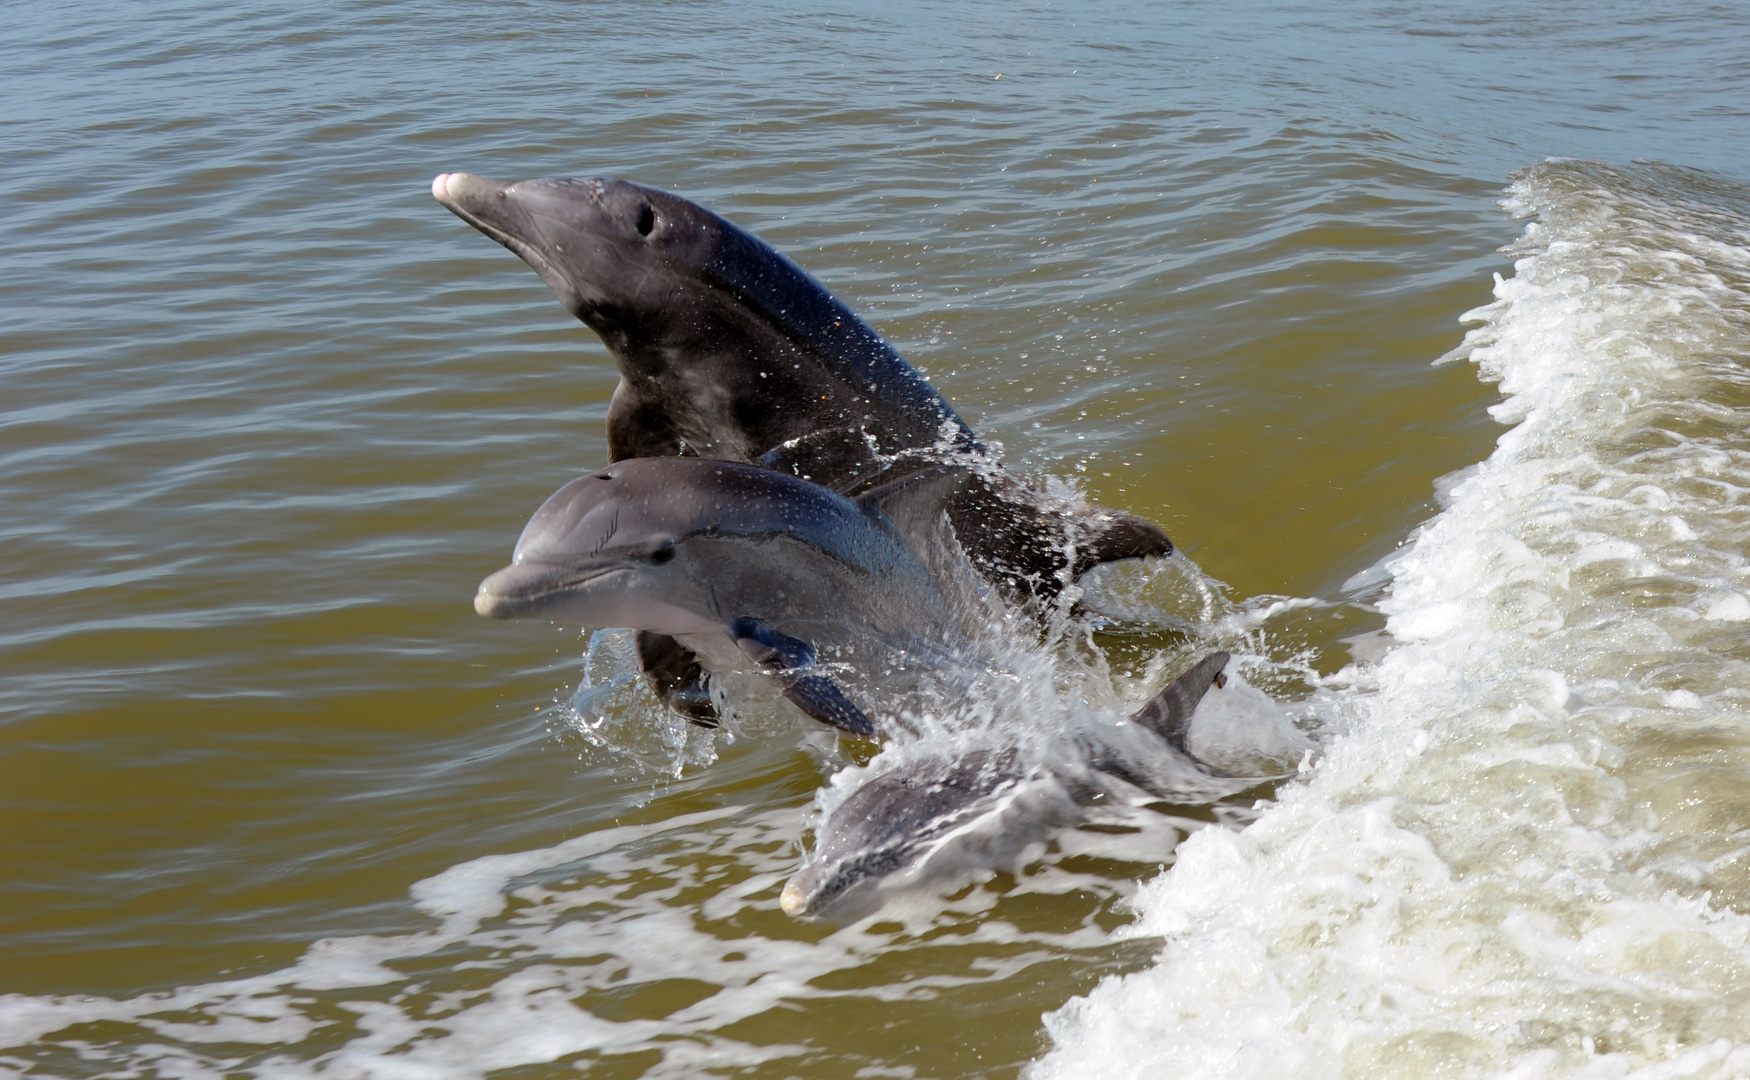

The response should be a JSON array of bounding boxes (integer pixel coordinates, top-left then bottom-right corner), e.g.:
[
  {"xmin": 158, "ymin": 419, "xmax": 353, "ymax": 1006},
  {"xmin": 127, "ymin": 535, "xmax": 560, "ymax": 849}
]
[{"xmin": 4, "ymin": 2, "xmax": 1750, "ymax": 1077}]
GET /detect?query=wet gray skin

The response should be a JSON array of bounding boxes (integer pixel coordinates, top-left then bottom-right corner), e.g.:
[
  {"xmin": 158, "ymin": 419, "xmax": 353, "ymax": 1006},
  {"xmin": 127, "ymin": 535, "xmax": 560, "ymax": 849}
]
[
  {"xmin": 475, "ymin": 457, "xmax": 977, "ymax": 736},
  {"xmin": 780, "ymin": 652, "xmax": 1281, "ymax": 917},
  {"xmin": 432, "ymin": 172, "xmax": 970, "ymax": 467},
  {"xmin": 433, "ymin": 172, "xmax": 1173, "ymax": 717}
]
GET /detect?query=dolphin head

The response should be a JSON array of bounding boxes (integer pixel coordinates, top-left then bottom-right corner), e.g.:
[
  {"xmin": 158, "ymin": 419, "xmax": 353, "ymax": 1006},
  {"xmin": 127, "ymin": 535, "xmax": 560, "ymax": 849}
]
[
  {"xmin": 432, "ymin": 172, "xmax": 720, "ymax": 337},
  {"xmin": 473, "ymin": 464, "xmax": 711, "ymax": 634},
  {"xmin": 433, "ymin": 172, "xmax": 973, "ymax": 463},
  {"xmin": 474, "ymin": 458, "xmax": 891, "ymax": 634}
]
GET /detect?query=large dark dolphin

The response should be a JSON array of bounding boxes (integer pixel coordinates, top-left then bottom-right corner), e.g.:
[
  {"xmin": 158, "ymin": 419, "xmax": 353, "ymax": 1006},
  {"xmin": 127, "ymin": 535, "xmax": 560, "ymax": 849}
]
[
  {"xmin": 780, "ymin": 652, "xmax": 1289, "ymax": 918},
  {"xmin": 475, "ymin": 457, "xmax": 983, "ymax": 736},
  {"xmin": 433, "ymin": 172, "xmax": 1172, "ymax": 713},
  {"xmin": 431, "ymin": 173, "xmax": 968, "ymax": 468}
]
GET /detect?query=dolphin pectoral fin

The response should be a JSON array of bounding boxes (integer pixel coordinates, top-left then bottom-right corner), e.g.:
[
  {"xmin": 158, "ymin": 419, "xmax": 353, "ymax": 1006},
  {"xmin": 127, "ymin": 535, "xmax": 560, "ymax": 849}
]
[
  {"xmin": 1130, "ymin": 651, "xmax": 1231, "ymax": 760},
  {"xmin": 634, "ymin": 631, "xmax": 720, "ymax": 727},
  {"xmin": 727, "ymin": 618, "xmax": 876, "ymax": 736},
  {"xmin": 941, "ymin": 473, "xmax": 1173, "ymax": 603},
  {"xmin": 1068, "ymin": 505, "xmax": 1174, "ymax": 577},
  {"xmin": 783, "ymin": 674, "xmax": 877, "ymax": 736},
  {"xmin": 727, "ymin": 617, "xmax": 817, "ymax": 670}
]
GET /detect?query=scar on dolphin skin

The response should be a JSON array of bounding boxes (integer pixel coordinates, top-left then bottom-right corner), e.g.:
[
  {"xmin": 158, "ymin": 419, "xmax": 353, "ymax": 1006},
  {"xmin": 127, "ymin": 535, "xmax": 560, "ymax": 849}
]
[{"xmin": 433, "ymin": 172, "xmax": 1174, "ymax": 718}]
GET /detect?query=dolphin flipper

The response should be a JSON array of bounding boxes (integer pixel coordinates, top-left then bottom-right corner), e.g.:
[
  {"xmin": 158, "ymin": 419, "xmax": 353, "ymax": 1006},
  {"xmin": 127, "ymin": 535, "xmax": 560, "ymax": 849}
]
[
  {"xmin": 946, "ymin": 473, "xmax": 1173, "ymax": 601},
  {"xmin": 783, "ymin": 674, "xmax": 877, "ymax": 737},
  {"xmin": 634, "ymin": 631, "xmax": 719, "ymax": 727},
  {"xmin": 729, "ymin": 617, "xmax": 876, "ymax": 736},
  {"xmin": 728, "ymin": 617, "xmax": 818, "ymax": 669}
]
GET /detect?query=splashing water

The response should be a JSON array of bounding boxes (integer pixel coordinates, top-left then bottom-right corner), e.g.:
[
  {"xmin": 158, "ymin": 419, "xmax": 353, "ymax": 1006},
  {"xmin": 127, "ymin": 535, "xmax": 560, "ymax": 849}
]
[{"xmin": 1034, "ymin": 161, "xmax": 1750, "ymax": 1079}]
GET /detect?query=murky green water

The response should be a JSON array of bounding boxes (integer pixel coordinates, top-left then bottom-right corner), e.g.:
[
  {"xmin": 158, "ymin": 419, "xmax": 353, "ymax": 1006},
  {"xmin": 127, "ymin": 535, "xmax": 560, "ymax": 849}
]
[{"xmin": 4, "ymin": 2, "xmax": 1750, "ymax": 1077}]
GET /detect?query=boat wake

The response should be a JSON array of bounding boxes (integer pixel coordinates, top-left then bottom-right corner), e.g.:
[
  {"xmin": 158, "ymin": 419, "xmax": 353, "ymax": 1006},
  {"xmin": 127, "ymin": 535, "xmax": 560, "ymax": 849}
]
[{"xmin": 1034, "ymin": 160, "xmax": 1750, "ymax": 1080}]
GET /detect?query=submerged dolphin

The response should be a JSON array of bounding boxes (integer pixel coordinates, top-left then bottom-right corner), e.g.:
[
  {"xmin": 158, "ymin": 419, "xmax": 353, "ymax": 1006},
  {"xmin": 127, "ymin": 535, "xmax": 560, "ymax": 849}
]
[
  {"xmin": 433, "ymin": 172, "xmax": 1172, "ymax": 714},
  {"xmin": 475, "ymin": 457, "xmax": 982, "ymax": 736},
  {"xmin": 780, "ymin": 652, "xmax": 1286, "ymax": 918}
]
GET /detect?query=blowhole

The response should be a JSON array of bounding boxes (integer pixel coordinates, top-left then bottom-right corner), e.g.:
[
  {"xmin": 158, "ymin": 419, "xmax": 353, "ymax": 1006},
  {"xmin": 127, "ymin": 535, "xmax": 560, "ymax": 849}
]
[{"xmin": 636, "ymin": 204, "xmax": 655, "ymax": 236}]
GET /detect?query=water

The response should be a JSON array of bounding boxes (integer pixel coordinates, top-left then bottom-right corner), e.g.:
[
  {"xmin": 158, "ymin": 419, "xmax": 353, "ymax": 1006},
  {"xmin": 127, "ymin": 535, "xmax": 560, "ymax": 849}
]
[
  {"xmin": 3, "ymin": 1, "xmax": 1749, "ymax": 1077},
  {"xmin": 1037, "ymin": 161, "xmax": 1750, "ymax": 1079}
]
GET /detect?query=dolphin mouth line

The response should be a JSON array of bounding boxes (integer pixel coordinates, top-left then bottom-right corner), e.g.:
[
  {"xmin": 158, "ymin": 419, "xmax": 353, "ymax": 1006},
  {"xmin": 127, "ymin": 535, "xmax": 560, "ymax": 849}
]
[{"xmin": 475, "ymin": 564, "xmax": 633, "ymax": 617}]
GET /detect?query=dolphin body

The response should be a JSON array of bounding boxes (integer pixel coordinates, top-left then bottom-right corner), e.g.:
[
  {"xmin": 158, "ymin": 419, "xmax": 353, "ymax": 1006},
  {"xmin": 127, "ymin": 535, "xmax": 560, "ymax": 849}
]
[
  {"xmin": 433, "ymin": 172, "xmax": 1172, "ymax": 718},
  {"xmin": 475, "ymin": 457, "xmax": 987, "ymax": 736},
  {"xmin": 780, "ymin": 652, "xmax": 1286, "ymax": 918}
]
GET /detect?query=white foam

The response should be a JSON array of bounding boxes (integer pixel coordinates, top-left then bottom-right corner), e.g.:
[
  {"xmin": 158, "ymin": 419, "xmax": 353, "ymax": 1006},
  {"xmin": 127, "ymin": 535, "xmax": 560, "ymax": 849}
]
[{"xmin": 1033, "ymin": 161, "xmax": 1750, "ymax": 1079}]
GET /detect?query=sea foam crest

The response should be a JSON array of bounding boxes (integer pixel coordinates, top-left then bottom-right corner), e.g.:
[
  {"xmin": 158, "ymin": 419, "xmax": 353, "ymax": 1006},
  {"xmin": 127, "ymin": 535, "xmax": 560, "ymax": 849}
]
[{"xmin": 1032, "ymin": 160, "xmax": 1750, "ymax": 1080}]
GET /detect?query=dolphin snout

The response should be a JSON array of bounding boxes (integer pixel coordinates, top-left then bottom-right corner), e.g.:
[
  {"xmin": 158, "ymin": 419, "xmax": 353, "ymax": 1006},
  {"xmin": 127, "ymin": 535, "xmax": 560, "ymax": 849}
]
[
  {"xmin": 473, "ymin": 584, "xmax": 513, "ymax": 619},
  {"xmin": 473, "ymin": 562, "xmax": 553, "ymax": 620},
  {"xmin": 432, "ymin": 171, "xmax": 513, "ymax": 217}
]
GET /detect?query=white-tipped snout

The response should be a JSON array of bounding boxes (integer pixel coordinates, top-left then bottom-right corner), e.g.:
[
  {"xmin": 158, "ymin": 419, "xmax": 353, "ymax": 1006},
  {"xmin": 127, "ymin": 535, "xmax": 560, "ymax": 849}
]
[
  {"xmin": 473, "ymin": 585, "xmax": 505, "ymax": 618},
  {"xmin": 431, "ymin": 171, "xmax": 497, "ymax": 212}
]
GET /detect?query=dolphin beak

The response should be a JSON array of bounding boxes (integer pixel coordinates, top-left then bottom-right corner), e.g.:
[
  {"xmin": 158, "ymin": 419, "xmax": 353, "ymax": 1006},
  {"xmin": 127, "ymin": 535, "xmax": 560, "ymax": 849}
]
[
  {"xmin": 779, "ymin": 878, "xmax": 809, "ymax": 917},
  {"xmin": 432, "ymin": 171, "xmax": 512, "ymax": 221},
  {"xmin": 431, "ymin": 171, "xmax": 580, "ymax": 313},
  {"xmin": 474, "ymin": 561, "xmax": 563, "ymax": 620},
  {"xmin": 432, "ymin": 171, "xmax": 534, "ymax": 256}
]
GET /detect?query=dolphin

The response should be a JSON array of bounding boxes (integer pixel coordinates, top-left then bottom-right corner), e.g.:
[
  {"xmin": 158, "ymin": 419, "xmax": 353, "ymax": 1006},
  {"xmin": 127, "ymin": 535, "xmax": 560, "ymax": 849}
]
[
  {"xmin": 779, "ymin": 652, "xmax": 1290, "ymax": 918},
  {"xmin": 433, "ymin": 172, "xmax": 1173, "ymax": 714},
  {"xmin": 474, "ymin": 457, "xmax": 985, "ymax": 736}
]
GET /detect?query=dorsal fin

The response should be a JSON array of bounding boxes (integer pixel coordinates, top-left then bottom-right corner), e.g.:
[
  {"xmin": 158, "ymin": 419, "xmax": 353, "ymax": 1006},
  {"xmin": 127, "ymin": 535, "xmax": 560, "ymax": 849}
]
[
  {"xmin": 1131, "ymin": 651, "xmax": 1230, "ymax": 758},
  {"xmin": 852, "ymin": 463, "xmax": 970, "ymax": 544}
]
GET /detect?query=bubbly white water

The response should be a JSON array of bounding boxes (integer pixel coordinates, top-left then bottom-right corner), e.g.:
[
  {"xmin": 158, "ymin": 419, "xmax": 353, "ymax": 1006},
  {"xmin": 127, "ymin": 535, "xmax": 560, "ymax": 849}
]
[{"xmin": 1034, "ymin": 161, "xmax": 1750, "ymax": 1079}]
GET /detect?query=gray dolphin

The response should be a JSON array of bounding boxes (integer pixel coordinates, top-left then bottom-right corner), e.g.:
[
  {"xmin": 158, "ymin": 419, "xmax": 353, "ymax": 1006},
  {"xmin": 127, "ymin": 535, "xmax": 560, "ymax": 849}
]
[
  {"xmin": 780, "ymin": 652, "xmax": 1286, "ymax": 918},
  {"xmin": 433, "ymin": 172, "xmax": 1172, "ymax": 715},
  {"xmin": 475, "ymin": 457, "xmax": 981, "ymax": 736}
]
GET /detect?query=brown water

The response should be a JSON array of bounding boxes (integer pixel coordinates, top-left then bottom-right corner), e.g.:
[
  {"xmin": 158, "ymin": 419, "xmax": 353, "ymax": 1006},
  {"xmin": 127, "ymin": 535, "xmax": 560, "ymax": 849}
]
[{"xmin": 5, "ymin": 2, "xmax": 1750, "ymax": 1077}]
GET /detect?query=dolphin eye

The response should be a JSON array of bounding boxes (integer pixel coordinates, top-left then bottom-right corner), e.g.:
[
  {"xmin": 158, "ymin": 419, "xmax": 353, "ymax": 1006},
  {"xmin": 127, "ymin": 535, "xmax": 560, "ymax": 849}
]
[
  {"xmin": 635, "ymin": 203, "xmax": 655, "ymax": 237},
  {"xmin": 648, "ymin": 543, "xmax": 675, "ymax": 565}
]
